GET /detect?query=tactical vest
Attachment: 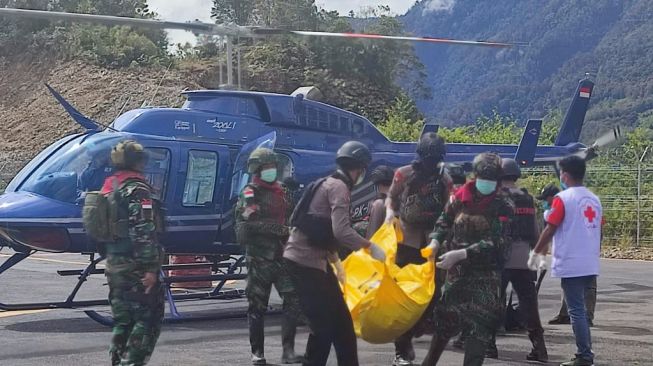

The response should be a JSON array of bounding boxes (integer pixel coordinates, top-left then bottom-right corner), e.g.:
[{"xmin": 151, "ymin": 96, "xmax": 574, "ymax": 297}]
[
  {"xmin": 400, "ymin": 168, "xmax": 446, "ymax": 227},
  {"xmin": 506, "ymin": 189, "xmax": 537, "ymax": 244}
]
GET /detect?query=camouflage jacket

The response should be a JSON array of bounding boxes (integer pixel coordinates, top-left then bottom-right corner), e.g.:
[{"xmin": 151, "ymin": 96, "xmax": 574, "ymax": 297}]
[
  {"xmin": 235, "ymin": 176, "xmax": 291, "ymax": 260},
  {"xmin": 103, "ymin": 172, "xmax": 163, "ymax": 274},
  {"xmin": 431, "ymin": 181, "xmax": 514, "ymax": 273}
]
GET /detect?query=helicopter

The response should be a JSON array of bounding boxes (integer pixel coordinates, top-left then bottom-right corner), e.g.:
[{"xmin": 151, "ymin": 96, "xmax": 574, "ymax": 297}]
[{"xmin": 0, "ymin": 8, "xmax": 621, "ymax": 324}]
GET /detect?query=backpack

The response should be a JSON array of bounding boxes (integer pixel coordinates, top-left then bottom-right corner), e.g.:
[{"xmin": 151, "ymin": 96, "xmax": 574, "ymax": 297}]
[
  {"xmin": 82, "ymin": 179, "xmax": 130, "ymax": 245},
  {"xmin": 289, "ymin": 176, "xmax": 337, "ymax": 250}
]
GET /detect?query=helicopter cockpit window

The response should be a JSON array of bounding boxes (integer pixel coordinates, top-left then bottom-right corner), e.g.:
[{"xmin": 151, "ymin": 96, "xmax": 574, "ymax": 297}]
[
  {"xmin": 19, "ymin": 134, "xmax": 122, "ymax": 204},
  {"xmin": 183, "ymin": 150, "xmax": 218, "ymax": 207},
  {"xmin": 19, "ymin": 134, "xmax": 171, "ymax": 204}
]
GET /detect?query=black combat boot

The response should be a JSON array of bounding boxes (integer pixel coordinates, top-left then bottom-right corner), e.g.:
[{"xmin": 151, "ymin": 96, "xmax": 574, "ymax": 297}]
[
  {"xmin": 421, "ymin": 336, "xmax": 449, "ymax": 366},
  {"xmin": 463, "ymin": 337, "xmax": 488, "ymax": 366},
  {"xmin": 526, "ymin": 331, "xmax": 549, "ymax": 362},
  {"xmin": 281, "ymin": 315, "xmax": 303, "ymax": 364},
  {"xmin": 248, "ymin": 313, "xmax": 266, "ymax": 365}
]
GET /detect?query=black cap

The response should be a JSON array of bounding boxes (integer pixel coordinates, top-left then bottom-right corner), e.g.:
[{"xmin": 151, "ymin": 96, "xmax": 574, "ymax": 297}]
[{"xmin": 536, "ymin": 183, "xmax": 560, "ymax": 200}]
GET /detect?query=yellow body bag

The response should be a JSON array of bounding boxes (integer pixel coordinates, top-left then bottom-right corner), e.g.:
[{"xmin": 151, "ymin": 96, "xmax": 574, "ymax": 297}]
[{"xmin": 342, "ymin": 222, "xmax": 435, "ymax": 344}]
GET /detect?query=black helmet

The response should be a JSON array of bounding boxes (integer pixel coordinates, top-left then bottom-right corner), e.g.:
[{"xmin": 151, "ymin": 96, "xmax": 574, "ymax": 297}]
[
  {"xmin": 472, "ymin": 152, "xmax": 502, "ymax": 180},
  {"xmin": 501, "ymin": 158, "xmax": 522, "ymax": 180},
  {"xmin": 111, "ymin": 140, "xmax": 148, "ymax": 171},
  {"xmin": 536, "ymin": 183, "xmax": 560, "ymax": 200},
  {"xmin": 447, "ymin": 163, "xmax": 466, "ymax": 185},
  {"xmin": 336, "ymin": 141, "xmax": 371, "ymax": 169},
  {"xmin": 370, "ymin": 165, "xmax": 394, "ymax": 185},
  {"xmin": 416, "ymin": 132, "xmax": 446, "ymax": 162}
]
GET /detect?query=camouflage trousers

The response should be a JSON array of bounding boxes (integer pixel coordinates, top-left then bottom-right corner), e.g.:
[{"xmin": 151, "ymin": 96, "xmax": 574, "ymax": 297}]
[
  {"xmin": 106, "ymin": 255, "xmax": 164, "ymax": 366},
  {"xmin": 245, "ymin": 255, "xmax": 302, "ymax": 319},
  {"xmin": 434, "ymin": 269, "xmax": 502, "ymax": 345}
]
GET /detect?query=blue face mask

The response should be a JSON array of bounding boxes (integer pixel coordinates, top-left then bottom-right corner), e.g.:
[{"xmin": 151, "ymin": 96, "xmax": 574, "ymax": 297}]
[
  {"xmin": 560, "ymin": 177, "xmax": 568, "ymax": 190},
  {"xmin": 541, "ymin": 201, "xmax": 550, "ymax": 210},
  {"xmin": 475, "ymin": 179, "xmax": 497, "ymax": 195},
  {"xmin": 260, "ymin": 168, "xmax": 277, "ymax": 183}
]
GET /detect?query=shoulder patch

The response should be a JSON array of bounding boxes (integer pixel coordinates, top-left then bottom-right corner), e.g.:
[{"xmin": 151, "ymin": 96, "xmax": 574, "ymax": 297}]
[{"xmin": 243, "ymin": 187, "xmax": 255, "ymax": 199}]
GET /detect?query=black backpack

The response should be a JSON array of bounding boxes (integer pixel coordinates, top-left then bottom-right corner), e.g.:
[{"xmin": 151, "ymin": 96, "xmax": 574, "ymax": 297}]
[{"xmin": 289, "ymin": 176, "xmax": 337, "ymax": 250}]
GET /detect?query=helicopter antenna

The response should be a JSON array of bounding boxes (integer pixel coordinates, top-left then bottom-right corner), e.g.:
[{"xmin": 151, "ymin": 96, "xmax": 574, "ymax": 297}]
[
  {"xmin": 146, "ymin": 61, "xmax": 173, "ymax": 107},
  {"xmin": 114, "ymin": 94, "xmax": 132, "ymax": 120}
]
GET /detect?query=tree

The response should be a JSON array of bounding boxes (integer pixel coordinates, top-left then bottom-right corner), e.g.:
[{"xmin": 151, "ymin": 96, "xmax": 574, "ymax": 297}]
[{"xmin": 211, "ymin": 0, "xmax": 258, "ymax": 25}]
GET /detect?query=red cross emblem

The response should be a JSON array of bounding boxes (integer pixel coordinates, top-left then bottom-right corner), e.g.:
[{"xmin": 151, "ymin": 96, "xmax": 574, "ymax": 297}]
[{"xmin": 584, "ymin": 205, "xmax": 596, "ymax": 223}]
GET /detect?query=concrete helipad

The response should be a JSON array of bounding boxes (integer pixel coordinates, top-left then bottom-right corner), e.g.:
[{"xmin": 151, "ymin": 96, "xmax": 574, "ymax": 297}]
[{"xmin": 0, "ymin": 250, "xmax": 651, "ymax": 365}]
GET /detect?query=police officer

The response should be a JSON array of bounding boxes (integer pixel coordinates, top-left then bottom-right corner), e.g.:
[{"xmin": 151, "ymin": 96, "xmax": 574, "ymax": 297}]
[
  {"xmin": 283, "ymin": 141, "xmax": 385, "ymax": 366},
  {"xmin": 421, "ymin": 152, "xmax": 513, "ymax": 366},
  {"xmin": 485, "ymin": 158, "xmax": 548, "ymax": 361},
  {"xmin": 235, "ymin": 148, "xmax": 302, "ymax": 365},
  {"xmin": 385, "ymin": 132, "xmax": 452, "ymax": 366},
  {"xmin": 102, "ymin": 140, "xmax": 164, "ymax": 366},
  {"xmin": 365, "ymin": 165, "xmax": 395, "ymax": 238}
]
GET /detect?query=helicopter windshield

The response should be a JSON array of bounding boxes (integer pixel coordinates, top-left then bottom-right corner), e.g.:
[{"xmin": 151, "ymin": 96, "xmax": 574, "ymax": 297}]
[{"xmin": 19, "ymin": 134, "xmax": 170, "ymax": 204}]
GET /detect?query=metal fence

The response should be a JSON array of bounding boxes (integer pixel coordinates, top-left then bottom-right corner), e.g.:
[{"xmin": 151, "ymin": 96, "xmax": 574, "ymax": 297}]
[
  {"xmin": 522, "ymin": 164, "xmax": 653, "ymax": 247},
  {"xmin": 2, "ymin": 158, "xmax": 652, "ymax": 247}
]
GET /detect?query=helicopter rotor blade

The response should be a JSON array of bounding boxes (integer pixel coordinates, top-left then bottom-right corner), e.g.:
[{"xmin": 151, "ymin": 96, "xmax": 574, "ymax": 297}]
[
  {"xmin": 0, "ymin": 8, "xmax": 253, "ymax": 37},
  {"xmin": 285, "ymin": 30, "xmax": 522, "ymax": 48},
  {"xmin": 1, "ymin": 8, "xmax": 524, "ymax": 48},
  {"xmin": 593, "ymin": 125, "xmax": 623, "ymax": 149}
]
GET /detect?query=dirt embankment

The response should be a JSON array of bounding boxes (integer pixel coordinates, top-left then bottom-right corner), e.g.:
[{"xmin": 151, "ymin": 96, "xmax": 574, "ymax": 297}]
[{"xmin": 0, "ymin": 56, "xmax": 216, "ymax": 184}]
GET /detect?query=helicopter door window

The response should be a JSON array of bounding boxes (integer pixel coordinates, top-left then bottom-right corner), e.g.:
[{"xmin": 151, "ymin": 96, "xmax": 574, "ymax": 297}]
[
  {"xmin": 143, "ymin": 148, "xmax": 170, "ymax": 200},
  {"xmin": 183, "ymin": 150, "xmax": 218, "ymax": 207},
  {"xmin": 276, "ymin": 153, "xmax": 294, "ymax": 182}
]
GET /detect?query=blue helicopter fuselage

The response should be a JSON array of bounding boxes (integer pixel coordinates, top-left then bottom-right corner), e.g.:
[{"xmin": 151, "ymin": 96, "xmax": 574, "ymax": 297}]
[{"xmin": 0, "ymin": 85, "xmax": 589, "ymax": 256}]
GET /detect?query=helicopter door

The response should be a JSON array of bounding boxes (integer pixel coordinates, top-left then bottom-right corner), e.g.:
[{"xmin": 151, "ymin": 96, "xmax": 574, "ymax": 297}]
[{"xmin": 229, "ymin": 131, "xmax": 277, "ymax": 200}]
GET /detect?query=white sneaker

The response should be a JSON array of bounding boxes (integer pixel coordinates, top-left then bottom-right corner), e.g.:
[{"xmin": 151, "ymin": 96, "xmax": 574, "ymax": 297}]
[
  {"xmin": 392, "ymin": 355, "xmax": 413, "ymax": 366},
  {"xmin": 252, "ymin": 354, "xmax": 266, "ymax": 365}
]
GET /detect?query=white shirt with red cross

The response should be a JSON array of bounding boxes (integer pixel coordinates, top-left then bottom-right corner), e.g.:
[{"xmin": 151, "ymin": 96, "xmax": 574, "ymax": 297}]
[{"xmin": 546, "ymin": 186, "xmax": 603, "ymax": 278}]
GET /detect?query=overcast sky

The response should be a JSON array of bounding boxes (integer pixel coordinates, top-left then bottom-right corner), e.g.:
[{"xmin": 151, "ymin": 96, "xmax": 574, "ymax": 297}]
[{"xmin": 148, "ymin": 0, "xmax": 418, "ymax": 46}]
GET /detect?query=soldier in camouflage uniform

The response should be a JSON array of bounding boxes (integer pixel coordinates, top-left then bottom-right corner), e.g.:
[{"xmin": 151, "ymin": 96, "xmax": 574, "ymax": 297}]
[
  {"xmin": 385, "ymin": 133, "xmax": 452, "ymax": 366},
  {"xmin": 101, "ymin": 140, "xmax": 164, "ymax": 366},
  {"xmin": 421, "ymin": 152, "xmax": 513, "ymax": 366},
  {"xmin": 235, "ymin": 148, "xmax": 303, "ymax": 365}
]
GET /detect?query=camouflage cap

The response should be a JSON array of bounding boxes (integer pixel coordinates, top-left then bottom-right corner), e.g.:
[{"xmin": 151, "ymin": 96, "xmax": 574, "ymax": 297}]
[
  {"xmin": 472, "ymin": 152, "xmax": 502, "ymax": 180},
  {"xmin": 247, "ymin": 148, "xmax": 277, "ymax": 173},
  {"xmin": 111, "ymin": 140, "xmax": 148, "ymax": 171}
]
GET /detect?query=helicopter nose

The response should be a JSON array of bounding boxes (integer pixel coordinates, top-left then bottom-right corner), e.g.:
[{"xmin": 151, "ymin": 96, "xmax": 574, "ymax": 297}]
[{"xmin": 0, "ymin": 191, "xmax": 79, "ymax": 252}]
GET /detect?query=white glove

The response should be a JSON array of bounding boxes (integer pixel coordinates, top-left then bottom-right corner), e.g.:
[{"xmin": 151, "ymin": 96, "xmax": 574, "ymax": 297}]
[
  {"xmin": 426, "ymin": 239, "xmax": 440, "ymax": 261},
  {"xmin": 368, "ymin": 243, "xmax": 386, "ymax": 262},
  {"xmin": 528, "ymin": 250, "xmax": 546, "ymax": 271},
  {"xmin": 333, "ymin": 259, "xmax": 346, "ymax": 286},
  {"xmin": 436, "ymin": 248, "xmax": 467, "ymax": 270},
  {"xmin": 384, "ymin": 209, "xmax": 396, "ymax": 224}
]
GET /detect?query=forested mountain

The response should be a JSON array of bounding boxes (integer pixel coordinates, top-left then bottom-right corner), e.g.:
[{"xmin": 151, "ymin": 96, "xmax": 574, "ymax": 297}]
[{"xmin": 401, "ymin": 0, "xmax": 653, "ymax": 138}]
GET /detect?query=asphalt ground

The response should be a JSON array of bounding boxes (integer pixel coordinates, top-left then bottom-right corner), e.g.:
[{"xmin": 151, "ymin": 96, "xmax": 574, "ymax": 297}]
[{"xmin": 0, "ymin": 250, "xmax": 652, "ymax": 365}]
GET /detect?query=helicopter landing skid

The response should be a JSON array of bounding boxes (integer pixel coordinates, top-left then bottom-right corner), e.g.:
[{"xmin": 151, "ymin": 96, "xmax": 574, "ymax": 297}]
[{"xmin": 0, "ymin": 252, "xmax": 255, "ymax": 326}]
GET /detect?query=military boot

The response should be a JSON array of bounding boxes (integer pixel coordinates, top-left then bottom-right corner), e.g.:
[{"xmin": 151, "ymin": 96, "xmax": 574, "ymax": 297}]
[
  {"xmin": 421, "ymin": 337, "xmax": 448, "ymax": 366},
  {"xmin": 248, "ymin": 313, "xmax": 266, "ymax": 365},
  {"xmin": 526, "ymin": 331, "xmax": 548, "ymax": 362},
  {"xmin": 463, "ymin": 337, "xmax": 488, "ymax": 366},
  {"xmin": 281, "ymin": 315, "xmax": 303, "ymax": 364}
]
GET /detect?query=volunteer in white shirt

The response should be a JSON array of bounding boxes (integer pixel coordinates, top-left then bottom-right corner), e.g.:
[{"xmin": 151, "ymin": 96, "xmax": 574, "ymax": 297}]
[{"xmin": 531, "ymin": 156, "xmax": 602, "ymax": 366}]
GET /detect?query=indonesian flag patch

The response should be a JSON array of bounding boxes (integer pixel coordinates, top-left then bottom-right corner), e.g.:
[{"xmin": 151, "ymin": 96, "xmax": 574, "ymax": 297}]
[
  {"xmin": 579, "ymin": 87, "xmax": 591, "ymax": 98},
  {"xmin": 142, "ymin": 199, "xmax": 153, "ymax": 209},
  {"xmin": 243, "ymin": 187, "xmax": 255, "ymax": 199}
]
